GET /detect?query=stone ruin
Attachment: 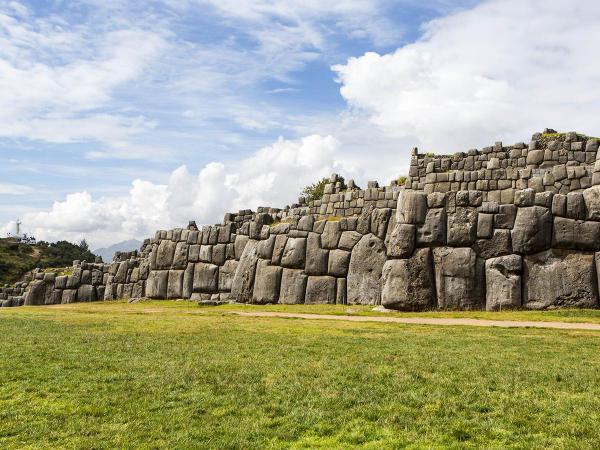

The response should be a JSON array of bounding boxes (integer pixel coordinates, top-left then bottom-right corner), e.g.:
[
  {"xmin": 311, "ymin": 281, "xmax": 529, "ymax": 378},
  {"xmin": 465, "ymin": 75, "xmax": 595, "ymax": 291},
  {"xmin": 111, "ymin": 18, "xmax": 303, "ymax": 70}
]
[{"xmin": 3, "ymin": 129, "xmax": 600, "ymax": 311}]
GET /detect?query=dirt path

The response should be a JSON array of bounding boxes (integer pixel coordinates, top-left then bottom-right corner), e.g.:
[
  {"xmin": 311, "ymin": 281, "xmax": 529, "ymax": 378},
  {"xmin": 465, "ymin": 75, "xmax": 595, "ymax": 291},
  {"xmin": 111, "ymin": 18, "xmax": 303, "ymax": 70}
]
[{"xmin": 229, "ymin": 311, "xmax": 600, "ymax": 331}]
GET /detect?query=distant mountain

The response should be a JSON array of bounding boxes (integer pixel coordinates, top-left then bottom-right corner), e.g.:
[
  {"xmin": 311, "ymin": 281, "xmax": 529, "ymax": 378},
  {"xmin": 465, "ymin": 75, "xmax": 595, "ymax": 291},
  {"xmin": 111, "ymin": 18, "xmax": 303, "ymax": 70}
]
[{"xmin": 93, "ymin": 239, "xmax": 142, "ymax": 263}]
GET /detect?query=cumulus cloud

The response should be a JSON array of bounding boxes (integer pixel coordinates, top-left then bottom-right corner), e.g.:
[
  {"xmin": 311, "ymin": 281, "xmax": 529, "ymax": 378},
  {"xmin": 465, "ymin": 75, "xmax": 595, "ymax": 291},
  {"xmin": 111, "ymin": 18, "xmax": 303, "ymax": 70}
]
[
  {"xmin": 4, "ymin": 135, "xmax": 345, "ymax": 248},
  {"xmin": 333, "ymin": 0, "xmax": 600, "ymax": 152}
]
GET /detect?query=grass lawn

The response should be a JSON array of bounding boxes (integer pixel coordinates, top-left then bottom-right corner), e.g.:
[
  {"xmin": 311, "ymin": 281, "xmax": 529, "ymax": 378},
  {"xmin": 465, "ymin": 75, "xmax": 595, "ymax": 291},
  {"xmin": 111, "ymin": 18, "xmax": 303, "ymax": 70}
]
[
  {"xmin": 208, "ymin": 302, "xmax": 600, "ymax": 324},
  {"xmin": 2, "ymin": 301, "xmax": 600, "ymax": 448}
]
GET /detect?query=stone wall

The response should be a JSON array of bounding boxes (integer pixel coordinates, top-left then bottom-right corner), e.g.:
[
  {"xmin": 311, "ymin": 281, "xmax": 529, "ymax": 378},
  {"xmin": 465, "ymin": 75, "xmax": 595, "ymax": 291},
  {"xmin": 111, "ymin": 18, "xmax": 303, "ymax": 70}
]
[
  {"xmin": 3, "ymin": 129, "xmax": 600, "ymax": 311},
  {"xmin": 407, "ymin": 130, "xmax": 599, "ymax": 198}
]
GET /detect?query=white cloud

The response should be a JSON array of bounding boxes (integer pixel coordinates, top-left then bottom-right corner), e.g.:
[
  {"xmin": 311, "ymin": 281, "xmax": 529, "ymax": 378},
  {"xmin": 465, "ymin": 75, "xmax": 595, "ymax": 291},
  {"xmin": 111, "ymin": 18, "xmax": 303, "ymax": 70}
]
[
  {"xmin": 332, "ymin": 0, "xmax": 600, "ymax": 152},
  {"xmin": 0, "ymin": 6, "xmax": 166, "ymax": 144},
  {"xmin": 0, "ymin": 182, "xmax": 35, "ymax": 194},
  {"xmin": 4, "ymin": 135, "xmax": 345, "ymax": 248},
  {"xmin": 193, "ymin": 0, "xmax": 401, "ymax": 47}
]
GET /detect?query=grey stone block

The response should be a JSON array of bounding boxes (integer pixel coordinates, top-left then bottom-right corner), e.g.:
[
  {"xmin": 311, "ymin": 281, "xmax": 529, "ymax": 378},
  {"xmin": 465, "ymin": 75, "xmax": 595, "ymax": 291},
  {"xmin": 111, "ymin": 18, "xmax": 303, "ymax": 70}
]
[
  {"xmin": 416, "ymin": 208, "xmax": 447, "ymax": 246},
  {"xmin": 514, "ymin": 189, "xmax": 535, "ymax": 206},
  {"xmin": 218, "ymin": 260, "xmax": 238, "ymax": 292},
  {"xmin": 524, "ymin": 250, "xmax": 598, "ymax": 309},
  {"xmin": 328, "ymin": 249, "xmax": 351, "ymax": 277},
  {"xmin": 305, "ymin": 233, "xmax": 329, "ymax": 275},
  {"xmin": 230, "ymin": 240, "xmax": 259, "ymax": 302},
  {"xmin": 381, "ymin": 248, "xmax": 436, "ymax": 311},
  {"xmin": 477, "ymin": 213, "xmax": 494, "ymax": 239},
  {"xmin": 321, "ymin": 221, "xmax": 341, "ymax": 249},
  {"xmin": 279, "ymin": 269, "xmax": 307, "ymax": 304},
  {"xmin": 485, "ymin": 255, "xmax": 522, "ymax": 311},
  {"xmin": 281, "ymin": 237, "xmax": 307, "ymax": 269},
  {"xmin": 167, "ymin": 270, "xmax": 184, "ymax": 299},
  {"xmin": 370, "ymin": 208, "xmax": 391, "ymax": 239},
  {"xmin": 145, "ymin": 270, "xmax": 168, "ymax": 299},
  {"xmin": 433, "ymin": 247, "xmax": 485, "ymax": 310},
  {"xmin": 193, "ymin": 263, "xmax": 219, "ymax": 293},
  {"xmin": 338, "ymin": 231, "xmax": 363, "ymax": 251},
  {"xmin": 305, "ymin": 276, "xmax": 336, "ymax": 304},
  {"xmin": 583, "ymin": 186, "xmax": 600, "ymax": 220},
  {"xmin": 396, "ymin": 190, "xmax": 427, "ymax": 224},
  {"xmin": 347, "ymin": 234, "xmax": 386, "ymax": 305},
  {"xmin": 511, "ymin": 206, "xmax": 552, "ymax": 254},
  {"xmin": 251, "ymin": 260, "xmax": 282, "ymax": 304},
  {"xmin": 386, "ymin": 223, "xmax": 415, "ymax": 258},
  {"xmin": 172, "ymin": 242, "xmax": 189, "ymax": 269},
  {"xmin": 552, "ymin": 217, "xmax": 600, "ymax": 251},
  {"xmin": 155, "ymin": 240, "xmax": 176, "ymax": 270},
  {"xmin": 271, "ymin": 235, "xmax": 288, "ymax": 265},
  {"xmin": 494, "ymin": 204, "xmax": 517, "ymax": 229},
  {"xmin": 566, "ymin": 192, "xmax": 585, "ymax": 220},
  {"xmin": 447, "ymin": 207, "xmax": 478, "ymax": 246}
]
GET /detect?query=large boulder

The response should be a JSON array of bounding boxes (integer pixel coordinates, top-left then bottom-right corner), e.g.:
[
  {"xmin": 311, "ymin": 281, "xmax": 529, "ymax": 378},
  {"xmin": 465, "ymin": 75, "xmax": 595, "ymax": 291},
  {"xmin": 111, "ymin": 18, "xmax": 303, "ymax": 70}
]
[
  {"xmin": 305, "ymin": 276, "xmax": 337, "ymax": 304},
  {"xmin": 347, "ymin": 233, "xmax": 386, "ymax": 305},
  {"xmin": 146, "ymin": 270, "xmax": 169, "ymax": 298},
  {"xmin": 218, "ymin": 260, "xmax": 238, "ymax": 292},
  {"xmin": 485, "ymin": 255, "xmax": 522, "ymax": 311},
  {"xmin": 24, "ymin": 280, "xmax": 50, "ymax": 306},
  {"xmin": 370, "ymin": 208, "xmax": 392, "ymax": 239},
  {"xmin": 583, "ymin": 186, "xmax": 600, "ymax": 220},
  {"xmin": 193, "ymin": 263, "xmax": 219, "ymax": 293},
  {"xmin": 113, "ymin": 262, "xmax": 129, "ymax": 283},
  {"xmin": 271, "ymin": 235, "xmax": 288, "ymax": 265},
  {"xmin": 416, "ymin": 208, "xmax": 447, "ymax": 246},
  {"xmin": 257, "ymin": 236, "xmax": 276, "ymax": 259},
  {"xmin": 305, "ymin": 233, "xmax": 329, "ymax": 275},
  {"xmin": 386, "ymin": 223, "xmax": 415, "ymax": 258},
  {"xmin": 396, "ymin": 190, "xmax": 427, "ymax": 224},
  {"xmin": 381, "ymin": 248, "xmax": 436, "ymax": 311},
  {"xmin": 230, "ymin": 240, "xmax": 259, "ymax": 303},
  {"xmin": 552, "ymin": 217, "xmax": 600, "ymax": 251},
  {"xmin": 279, "ymin": 269, "xmax": 307, "ymax": 304},
  {"xmin": 234, "ymin": 235, "xmax": 250, "ymax": 260},
  {"xmin": 172, "ymin": 243, "xmax": 189, "ymax": 269},
  {"xmin": 182, "ymin": 263, "xmax": 194, "ymax": 299},
  {"xmin": 321, "ymin": 221, "xmax": 341, "ymax": 249},
  {"xmin": 154, "ymin": 240, "xmax": 176, "ymax": 270},
  {"xmin": 523, "ymin": 250, "xmax": 598, "ymax": 309},
  {"xmin": 280, "ymin": 237, "xmax": 307, "ymax": 269},
  {"xmin": 252, "ymin": 260, "xmax": 282, "ymax": 304},
  {"xmin": 338, "ymin": 231, "xmax": 362, "ymax": 251},
  {"xmin": 447, "ymin": 207, "xmax": 478, "ymax": 246},
  {"xmin": 328, "ymin": 249, "xmax": 350, "ymax": 277},
  {"xmin": 511, "ymin": 206, "xmax": 552, "ymax": 254},
  {"xmin": 61, "ymin": 289, "xmax": 77, "ymax": 304},
  {"xmin": 167, "ymin": 270, "xmax": 184, "ymax": 299},
  {"xmin": 77, "ymin": 284, "xmax": 97, "ymax": 302},
  {"xmin": 473, "ymin": 229, "xmax": 512, "ymax": 259},
  {"xmin": 432, "ymin": 247, "xmax": 485, "ymax": 310}
]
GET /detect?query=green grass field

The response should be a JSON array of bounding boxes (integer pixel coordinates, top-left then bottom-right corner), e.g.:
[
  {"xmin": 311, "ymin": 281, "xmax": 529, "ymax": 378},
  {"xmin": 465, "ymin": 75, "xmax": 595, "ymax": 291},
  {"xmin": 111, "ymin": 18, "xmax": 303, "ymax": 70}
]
[{"xmin": 2, "ymin": 301, "xmax": 600, "ymax": 448}]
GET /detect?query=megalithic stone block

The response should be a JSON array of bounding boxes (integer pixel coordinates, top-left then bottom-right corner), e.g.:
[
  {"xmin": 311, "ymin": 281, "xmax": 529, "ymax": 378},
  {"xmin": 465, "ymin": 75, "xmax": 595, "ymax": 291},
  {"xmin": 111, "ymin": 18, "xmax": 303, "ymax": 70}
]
[
  {"xmin": 347, "ymin": 233, "xmax": 386, "ymax": 305},
  {"xmin": 432, "ymin": 247, "xmax": 485, "ymax": 310},
  {"xmin": 381, "ymin": 248, "xmax": 436, "ymax": 311},
  {"xmin": 524, "ymin": 250, "xmax": 598, "ymax": 309},
  {"xmin": 485, "ymin": 255, "xmax": 522, "ymax": 311},
  {"xmin": 396, "ymin": 190, "xmax": 427, "ymax": 224}
]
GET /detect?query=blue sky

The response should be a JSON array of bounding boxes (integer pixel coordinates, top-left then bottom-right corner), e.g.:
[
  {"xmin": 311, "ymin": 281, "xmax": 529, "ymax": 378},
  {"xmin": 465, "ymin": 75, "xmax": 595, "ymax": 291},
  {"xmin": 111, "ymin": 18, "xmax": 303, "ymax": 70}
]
[{"xmin": 1, "ymin": 0, "xmax": 599, "ymax": 247}]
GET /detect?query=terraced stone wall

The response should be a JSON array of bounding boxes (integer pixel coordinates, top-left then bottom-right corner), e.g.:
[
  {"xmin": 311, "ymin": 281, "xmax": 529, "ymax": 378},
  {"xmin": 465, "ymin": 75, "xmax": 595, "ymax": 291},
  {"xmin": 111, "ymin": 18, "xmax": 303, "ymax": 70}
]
[{"xmin": 5, "ymin": 129, "xmax": 600, "ymax": 311}]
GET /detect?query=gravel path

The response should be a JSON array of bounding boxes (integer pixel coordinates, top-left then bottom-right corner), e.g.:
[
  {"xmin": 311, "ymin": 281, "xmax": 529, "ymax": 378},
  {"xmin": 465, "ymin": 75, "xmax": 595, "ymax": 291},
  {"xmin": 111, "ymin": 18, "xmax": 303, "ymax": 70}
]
[{"xmin": 229, "ymin": 311, "xmax": 600, "ymax": 331}]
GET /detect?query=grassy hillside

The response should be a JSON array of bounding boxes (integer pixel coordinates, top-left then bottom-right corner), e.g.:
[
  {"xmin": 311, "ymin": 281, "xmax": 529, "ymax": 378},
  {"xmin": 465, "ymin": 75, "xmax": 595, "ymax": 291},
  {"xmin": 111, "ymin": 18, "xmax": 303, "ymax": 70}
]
[
  {"xmin": 1, "ymin": 301, "xmax": 600, "ymax": 448},
  {"xmin": 0, "ymin": 238, "xmax": 96, "ymax": 284}
]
